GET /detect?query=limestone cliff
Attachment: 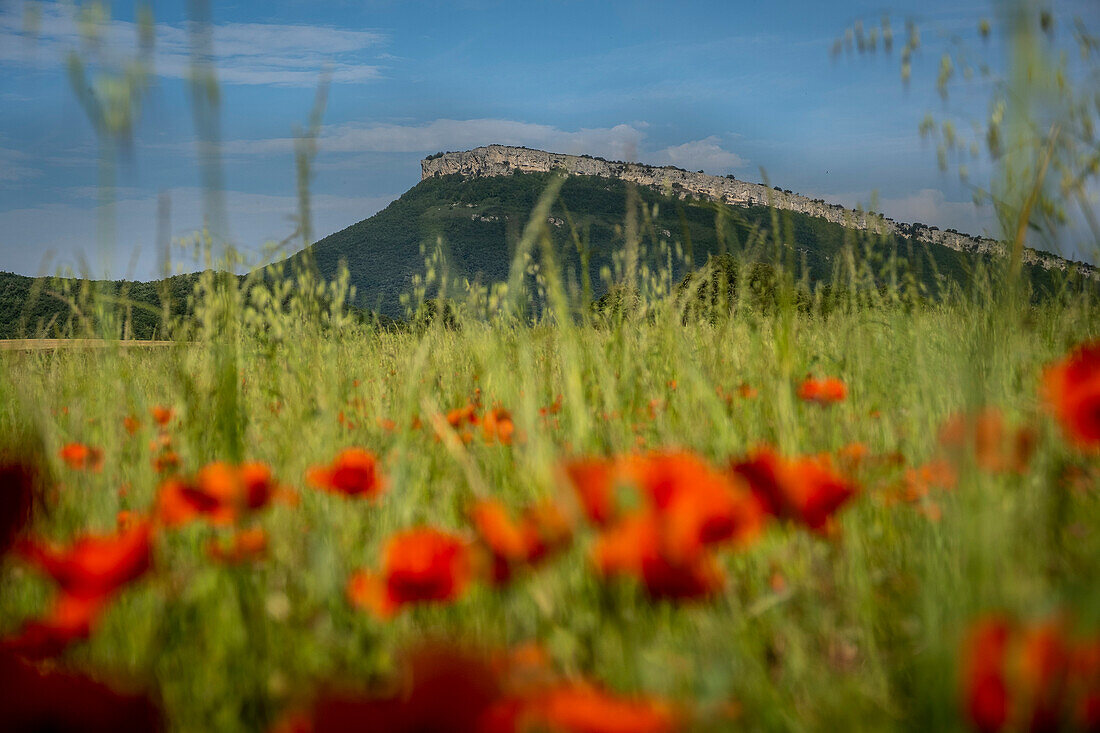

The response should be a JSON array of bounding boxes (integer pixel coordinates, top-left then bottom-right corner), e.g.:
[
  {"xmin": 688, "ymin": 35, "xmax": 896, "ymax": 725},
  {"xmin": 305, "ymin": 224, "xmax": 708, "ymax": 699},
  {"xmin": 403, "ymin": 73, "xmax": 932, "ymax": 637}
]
[{"xmin": 422, "ymin": 145, "xmax": 1095, "ymax": 278}]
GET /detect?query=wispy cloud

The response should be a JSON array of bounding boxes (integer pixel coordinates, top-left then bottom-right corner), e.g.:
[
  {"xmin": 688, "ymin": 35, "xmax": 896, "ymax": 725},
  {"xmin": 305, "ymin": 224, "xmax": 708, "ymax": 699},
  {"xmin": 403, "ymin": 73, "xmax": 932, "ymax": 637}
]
[
  {"xmin": 0, "ymin": 146, "xmax": 40, "ymax": 183},
  {"xmin": 217, "ymin": 118, "xmax": 749, "ymax": 173},
  {"xmin": 818, "ymin": 187, "xmax": 997, "ymax": 238},
  {"xmin": 0, "ymin": 2, "xmax": 386, "ymax": 86},
  {"xmin": 219, "ymin": 119, "xmax": 647, "ymax": 160},
  {"xmin": 650, "ymin": 136, "xmax": 746, "ymax": 172}
]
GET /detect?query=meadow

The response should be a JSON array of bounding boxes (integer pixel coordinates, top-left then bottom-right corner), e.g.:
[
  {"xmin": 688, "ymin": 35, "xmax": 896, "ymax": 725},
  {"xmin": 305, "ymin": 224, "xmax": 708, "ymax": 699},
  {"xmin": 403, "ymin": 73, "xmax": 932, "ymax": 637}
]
[
  {"xmin": 0, "ymin": 250, "xmax": 1097, "ymax": 730},
  {"xmin": 1, "ymin": 4, "xmax": 1099, "ymax": 730}
]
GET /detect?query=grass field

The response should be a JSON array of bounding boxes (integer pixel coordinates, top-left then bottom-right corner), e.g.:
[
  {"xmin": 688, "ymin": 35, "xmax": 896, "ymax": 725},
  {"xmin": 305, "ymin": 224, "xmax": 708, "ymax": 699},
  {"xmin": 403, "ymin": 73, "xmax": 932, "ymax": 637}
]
[
  {"xmin": 2, "ymin": 3, "xmax": 1098, "ymax": 728},
  {"xmin": 0, "ymin": 266, "xmax": 1097, "ymax": 731}
]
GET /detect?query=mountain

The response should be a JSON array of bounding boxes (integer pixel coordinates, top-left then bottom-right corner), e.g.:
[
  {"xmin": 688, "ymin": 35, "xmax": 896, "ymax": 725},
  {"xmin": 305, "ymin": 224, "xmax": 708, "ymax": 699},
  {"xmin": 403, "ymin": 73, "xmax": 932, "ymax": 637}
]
[
  {"xmin": 4, "ymin": 145, "xmax": 1095, "ymax": 337},
  {"xmin": 297, "ymin": 146, "xmax": 1095, "ymax": 318},
  {"xmin": 422, "ymin": 145, "xmax": 1095, "ymax": 274}
]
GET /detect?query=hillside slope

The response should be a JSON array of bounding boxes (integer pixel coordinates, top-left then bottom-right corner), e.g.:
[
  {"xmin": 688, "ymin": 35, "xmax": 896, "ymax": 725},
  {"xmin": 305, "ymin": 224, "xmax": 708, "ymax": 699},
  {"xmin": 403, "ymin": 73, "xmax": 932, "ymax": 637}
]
[
  {"xmin": 423, "ymin": 145, "xmax": 1098, "ymax": 277},
  {"xmin": 300, "ymin": 171, "xmax": 1079, "ymax": 318},
  {"xmin": 0, "ymin": 271, "xmax": 199, "ymax": 339},
  {"xmin": 3, "ymin": 169, "xmax": 1091, "ymax": 335}
]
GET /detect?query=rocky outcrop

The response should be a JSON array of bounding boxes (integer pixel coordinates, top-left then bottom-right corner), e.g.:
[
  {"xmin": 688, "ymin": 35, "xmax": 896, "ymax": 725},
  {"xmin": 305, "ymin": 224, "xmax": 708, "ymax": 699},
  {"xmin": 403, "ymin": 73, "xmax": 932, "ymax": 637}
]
[{"xmin": 423, "ymin": 145, "xmax": 1096, "ymax": 279}]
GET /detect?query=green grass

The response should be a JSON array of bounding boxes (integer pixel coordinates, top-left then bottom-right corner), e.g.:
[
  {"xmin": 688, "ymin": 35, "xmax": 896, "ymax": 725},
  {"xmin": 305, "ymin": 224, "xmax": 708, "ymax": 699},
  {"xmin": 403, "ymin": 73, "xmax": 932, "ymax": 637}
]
[
  {"xmin": 1, "ymin": 269, "xmax": 1096, "ymax": 730},
  {"xmin": 4, "ymin": 2, "xmax": 1098, "ymax": 729}
]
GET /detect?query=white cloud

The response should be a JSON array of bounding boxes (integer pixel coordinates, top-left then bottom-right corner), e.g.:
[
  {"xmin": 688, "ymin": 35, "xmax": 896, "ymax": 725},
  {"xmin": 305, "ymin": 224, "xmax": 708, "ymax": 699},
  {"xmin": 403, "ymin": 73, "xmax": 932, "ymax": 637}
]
[
  {"xmin": 0, "ymin": 2, "xmax": 385, "ymax": 86},
  {"xmin": 217, "ymin": 118, "xmax": 747, "ymax": 174},
  {"xmin": 874, "ymin": 189, "xmax": 997, "ymax": 238},
  {"xmin": 651, "ymin": 136, "xmax": 746, "ymax": 172},
  {"xmin": 219, "ymin": 119, "xmax": 648, "ymax": 161},
  {"xmin": 808, "ymin": 187, "xmax": 1097, "ymax": 264},
  {"xmin": 807, "ymin": 187, "xmax": 998, "ymax": 239},
  {"xmin": 0, "ymin": 187, "xmax": 397, "ymax": 279}
]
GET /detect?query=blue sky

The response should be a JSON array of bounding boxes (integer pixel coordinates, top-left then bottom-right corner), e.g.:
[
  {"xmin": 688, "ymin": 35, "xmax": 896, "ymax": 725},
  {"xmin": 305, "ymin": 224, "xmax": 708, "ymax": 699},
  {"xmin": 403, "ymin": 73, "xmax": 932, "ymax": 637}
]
[{"xmin": 0, "ymin": 0, "xmax": 1096, "ymax": 279}]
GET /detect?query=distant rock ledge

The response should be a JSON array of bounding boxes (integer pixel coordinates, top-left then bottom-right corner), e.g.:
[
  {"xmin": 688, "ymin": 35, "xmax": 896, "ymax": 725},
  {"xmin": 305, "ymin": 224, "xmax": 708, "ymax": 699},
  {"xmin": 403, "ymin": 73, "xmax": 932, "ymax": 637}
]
[{"xmin": 422, "ymin": 145, "xmax": 1096, "ymax": 279}]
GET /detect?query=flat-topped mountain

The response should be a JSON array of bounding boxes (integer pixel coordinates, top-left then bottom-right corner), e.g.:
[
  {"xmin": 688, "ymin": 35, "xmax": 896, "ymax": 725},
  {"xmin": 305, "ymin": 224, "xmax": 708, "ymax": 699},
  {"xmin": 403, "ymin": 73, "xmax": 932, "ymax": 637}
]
[
  {"xmin": 7, "ymin": 145, "xmax": 1094, "ymax": 337},
  {"xmin": 299, "ymin": 156, "xmax": 1092, "ymax": 318},
  {"xmin": 422, "ymin": 145, "xmax": 1095, "ymax": 278}
]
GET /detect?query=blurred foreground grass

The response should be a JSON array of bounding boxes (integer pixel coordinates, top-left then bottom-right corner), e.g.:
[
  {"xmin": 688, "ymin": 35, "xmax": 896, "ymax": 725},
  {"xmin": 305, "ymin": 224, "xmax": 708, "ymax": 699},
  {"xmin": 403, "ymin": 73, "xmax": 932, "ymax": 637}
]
[
  {"xmin": 0, "ymin": 284, "xmax": 1096, "ymax": 730},
  {"xmin": 2, "ymin": 1, "xmax": 1098, "ymax": 729}
]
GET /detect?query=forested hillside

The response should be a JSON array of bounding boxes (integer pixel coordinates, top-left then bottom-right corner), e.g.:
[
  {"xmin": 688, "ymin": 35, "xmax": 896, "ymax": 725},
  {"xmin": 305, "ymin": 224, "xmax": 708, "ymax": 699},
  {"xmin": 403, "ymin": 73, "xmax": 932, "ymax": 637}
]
[
  {"xmin": 0, "ymin": 271, "xmax": 199, "ymax": 339},
  {"xmin": 2, "ymin": 172, "xmax": 1093, "ymax": 336},
  {"xmin": 299, "ymin": 172, "xmax": 1084, "ymax": 318}
]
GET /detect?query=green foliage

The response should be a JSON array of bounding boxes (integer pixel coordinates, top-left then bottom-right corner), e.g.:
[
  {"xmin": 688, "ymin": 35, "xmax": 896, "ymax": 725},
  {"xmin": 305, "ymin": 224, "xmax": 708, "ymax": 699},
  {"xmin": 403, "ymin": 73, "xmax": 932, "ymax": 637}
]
[
  {"xmin": 1, "ymin": 170, "xmax": 1088, "ymax": 338},
  {"xmin": 0, "ymin": 271, "xmax": 198, "ymax": 339},
  {"xmin": 295, "ymin": 171, "xmax": 1081, "ymax": 319},
  {"xmin": 1, "ymin": 290, "xmax": 1097, "ymax": 732},
  {"xmin": 0, "ymin": 265, "xmax": 395, "ymax": 341}
]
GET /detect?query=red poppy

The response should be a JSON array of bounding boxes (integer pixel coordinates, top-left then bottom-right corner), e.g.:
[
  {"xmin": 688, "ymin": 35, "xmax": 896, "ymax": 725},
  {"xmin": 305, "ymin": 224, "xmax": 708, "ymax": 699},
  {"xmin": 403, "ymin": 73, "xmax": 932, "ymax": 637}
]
[
  {"xmin": 731, "ymin": 448, "xmax": 856, "ymax": 532},
  {"xmin": 482, "ymin": 407, "xmax": 516, "ymax": 445},
  {"xmin": 471, "ymin": 500, "xmax": 531, "ymax": 584},
  {"xmin": 566, "ymin": 451, "xmax": 761, "ymax": 599},
  {"xmin": 731, "ymin": 448, "xmax": 785, "ymax": 516},
  {"xmin": 150, "ymin": 405, "xmax": 174, "ymax": 427},
  {"xmin": 960, "ymin": 616, "xmax": 1012, "ymax": 733},
  {"xmin": 237, "ymin": 462, "xmax": 275, "ymax": 509},
  {"xmin": 562, "ymin": 458, "xmax": 619, "ymax": 527},
  {"xmin": 957, "ymin": 615, "xmax": 1097, "ymax": 732},
  {"xmin": 622, "ymin": 451, "xmax": 764, "ymax": 559},
  {"xmin": 122, "ymin": 415, "xmax": 141, "ymax": 436},
  {"xmin": 17, "ymin": 521, "xmax": 153, "ymax": 600},
  {"xmin": 347, "ymin": 527, "xmax": 471, "ymax": 618},
  {"xmin": 193, "ymin": 462, "xmax": 246, "ymax": 521},
  {"xmin": 593, "ymin": 513, "xmax": 724, "ymax": 601},
  {"xmin": 797, "ymin": 375, "xmax": 847, "ymax": 404},
  {"xmin": 780, "ymin": 455, "xmax": 857, "ymax": 532},
  {"xmin": 1042, "ymin": 340, "xmax": 1100, "ymax": 450},
  {"xmin": 470, "ymin": 499, "xmax": 573, "ymax": 584},
  {"xmin": 58, "ymin": 442, "xmax": 104, "ymax": 472},
  {"xmin": 1018, "ymin": 622, "xmax": 1071, "ymax": 731},
  {"xmin": 836, "ymin": 442, "xmax": 869, "ymax": 470},
  {"xmin": 0, "ymin": 593, "xmax": 105, "ymax": 660},
  {"xmin": 447, "ymin": 403, "xmax": 480, "ymax": 428},
  {"xmin": 527, "ymin": 682, "xmax": 678, "ymax": 733},
  {"xmin": 307, "ymin": 448, "xmax": 387, "ymax": 499},
  {"xmin": 154, "ymin": 461, "xmax": 274, "ymax": 528},
  {"xmin": 6, "ymin": 522, "xmax": 153, "ymax": 659},
  {"xmin": 520, "ymin": 500, "xmax": 572, "ymax": 564},
  {"xmin": 154, "ymin": 478, "xmax": 211, "ymax": 528}
]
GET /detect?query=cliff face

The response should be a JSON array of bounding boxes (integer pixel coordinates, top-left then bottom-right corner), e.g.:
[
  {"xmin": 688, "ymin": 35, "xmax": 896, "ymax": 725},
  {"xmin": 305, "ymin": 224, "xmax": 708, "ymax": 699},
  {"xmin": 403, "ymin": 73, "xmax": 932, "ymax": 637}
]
[{"xmin": 423, "ymin": 145, "xmax": 1094, "ymax": 278}]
